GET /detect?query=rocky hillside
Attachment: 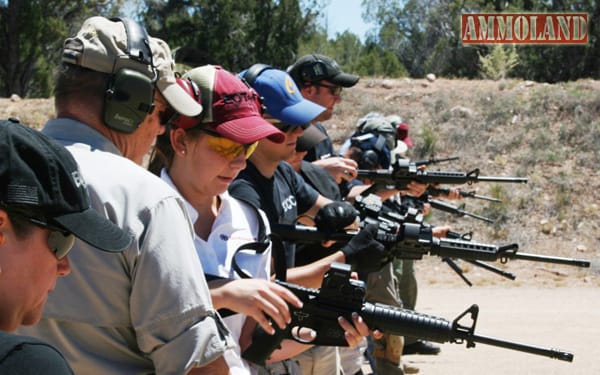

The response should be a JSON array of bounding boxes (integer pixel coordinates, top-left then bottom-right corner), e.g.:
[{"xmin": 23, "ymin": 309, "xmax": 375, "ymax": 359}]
[{"xmin": 2, "ymin": 77, "xmax": 599, "ymax": 287}]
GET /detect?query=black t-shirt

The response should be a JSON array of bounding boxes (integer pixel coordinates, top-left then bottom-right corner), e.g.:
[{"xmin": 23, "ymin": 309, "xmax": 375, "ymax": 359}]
[
  {"xmin": 0, "ymin": 331, "xmax": 74, "ymax": 375},
  {"xmin": 299, "ymin": 160, "xmax": 342, "ymax": 201},
  {"xmin": 229, "ymin": 160, "xmax": 319, "ymax": 268},
  {"xmin": 304, "ymin": 122, "xmax": 335, "ymax": 162},
  {"xmin": 295, "ymin": 160, "xmax": 347, "ymax": 266}
]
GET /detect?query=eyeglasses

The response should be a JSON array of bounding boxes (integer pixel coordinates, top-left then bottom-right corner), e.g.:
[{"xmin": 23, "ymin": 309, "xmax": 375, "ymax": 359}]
[
  {"xmin": 30, "ymin": 218, "xmax": 75, "ymax": 260},
  {"xmin": 199, "ymin": 128, "xmax": 258, "ymax": 160},
  {"xmin": 6, "ymin": 208, "xmax": 75, "ymax": 260},
  {"xmin": 313, "ymin": 82, "xmax": 342, "ymax": 97},
  {"xmin": 270, "ymin": 122, "xmax": 310, "ymax": 133}
]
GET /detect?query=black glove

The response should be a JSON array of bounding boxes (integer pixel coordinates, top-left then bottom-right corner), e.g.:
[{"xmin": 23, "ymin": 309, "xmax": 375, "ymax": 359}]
[
  {"xmin": 314, "ymin": 201, "xmax": 359, "ymax": 232},
  {"xmin": 341, "ymin": 224, "xmax": 390, "ymax": 273}
]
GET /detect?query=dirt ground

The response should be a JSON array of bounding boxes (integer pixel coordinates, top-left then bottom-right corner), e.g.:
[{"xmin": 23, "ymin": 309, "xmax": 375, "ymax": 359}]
[
  {"xmin": 367, "ymin": 253, "xmax": 599, "ymax": 375},
  {"xmin": 399, "ymin": 285, "xmax": 600, "ymax": 375},
  {"xmin": 358, "ymin": 253, "xmax": 599, "ymax": 375}
]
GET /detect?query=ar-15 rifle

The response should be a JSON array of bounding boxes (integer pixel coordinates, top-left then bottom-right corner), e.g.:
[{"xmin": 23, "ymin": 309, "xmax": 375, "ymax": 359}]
[
  {"xmin": 389, "ymin": 193, "xmax": 495, "ymax": 223},
  {"xmin": 270, "ymin": 222, "xmax": 590, "ymax": 268},
  {"xmin": 358, "ymin": 159, "xmax": 528, "ymax": 192},
  {"xmin": 242, "ymin": 262, "xmax": 574, "ymax": 365},
  {"xmin": 270, "ymin": 194, "xmax": 590, "ymax": 268},
  {"xmin": 363, "ymin": 195, "xmax": 517, "ymax": 284}
]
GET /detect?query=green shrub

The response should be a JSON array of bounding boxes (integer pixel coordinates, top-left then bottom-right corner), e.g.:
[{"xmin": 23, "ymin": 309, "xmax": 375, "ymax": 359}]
[{"xmin": 479, "ymin": 45, "xmax": 519, "ymax": 81}]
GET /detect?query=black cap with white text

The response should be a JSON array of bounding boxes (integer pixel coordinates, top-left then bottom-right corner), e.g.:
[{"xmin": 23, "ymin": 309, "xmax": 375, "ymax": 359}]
[{"xmin": 0, "ymin": 118, "xmax": 131, "ymax": 252}]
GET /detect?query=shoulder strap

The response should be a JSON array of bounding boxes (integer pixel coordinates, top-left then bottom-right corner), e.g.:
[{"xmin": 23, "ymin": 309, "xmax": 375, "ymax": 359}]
[
  {"xmin": 229, "ymin": 198, "xmax": 288, "ymax": 281},
  {"xmin": 110, "ymin": 17, "xmax": 152, "ymax": 65}
]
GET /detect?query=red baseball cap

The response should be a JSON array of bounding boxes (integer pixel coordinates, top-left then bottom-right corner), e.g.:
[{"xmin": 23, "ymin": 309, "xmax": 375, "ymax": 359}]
[
  {"xmin": 178, "ymin": 65, "xmax": 284, "ymax": 144},
  {"xmin": 396, "ymin": 122, "xmax": 413, "ymax": 147}
]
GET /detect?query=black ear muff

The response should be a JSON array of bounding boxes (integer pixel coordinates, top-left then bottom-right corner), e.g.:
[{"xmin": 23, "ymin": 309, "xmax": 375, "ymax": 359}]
[
  {"xmin": 104, "ymin": 18, "xmax": 156, "ymax": 134},
  {"xmin": 242, "ymin": 63, "xmax": 272, "ymax": 86},
  {"xmin": 241, "ymin": 63, "xmax": 272, "ymax": 115},
  {"xmin": 359, "ymin": 149, "xmax": 380, "ymax": 170}
]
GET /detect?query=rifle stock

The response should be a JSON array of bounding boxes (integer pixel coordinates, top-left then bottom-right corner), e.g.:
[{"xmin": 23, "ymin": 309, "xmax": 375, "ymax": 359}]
[{"xmin": 242, "ymin": 263, "xmax": 574, "ymax": 365}]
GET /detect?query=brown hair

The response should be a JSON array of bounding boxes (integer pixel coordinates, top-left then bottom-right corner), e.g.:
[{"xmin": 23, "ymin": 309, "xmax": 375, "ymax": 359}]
[
  {"xmin": 147, "ymin": 126, "xmax": 205, "ymax": 176},
  {"xmin": 0, "ymin": 207, "xmax": 36, "ymax": 239}
]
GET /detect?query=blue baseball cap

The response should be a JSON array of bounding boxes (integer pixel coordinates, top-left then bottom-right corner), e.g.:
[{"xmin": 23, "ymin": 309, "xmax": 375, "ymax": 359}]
[{"xmin": 239, "ymin": 65, "xmax": 325, "ymax": 125}]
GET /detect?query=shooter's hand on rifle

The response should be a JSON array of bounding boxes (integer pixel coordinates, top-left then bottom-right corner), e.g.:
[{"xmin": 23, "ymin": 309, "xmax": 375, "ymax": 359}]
[
  {"xmin": 432, "ymin": 225, "xmax": 453, "ymax": 238},
  {"xmin": 239, "ymin": 298, "xmax": 377, "ymax": 363},
  {"xmin": 313, "ymin": 156, "xmax": 358, "ymax": 183},
  {"xmin": 210, "ymin": 278, "xmax": 303, "ymax": 335},
  {"xmin": 315, "ymin": 201, "xmax": 359, "ymax": 232},
  {"xmin": 429, "ymin": 184, "xmax": 463, "ymax": 200},
  {"xmin": 341, "ymin": 223, "xmax": 390, "ymax": 272},
  {"xmin": 399, "ymin": 180, "xmax": 429, "ymax": 197}
]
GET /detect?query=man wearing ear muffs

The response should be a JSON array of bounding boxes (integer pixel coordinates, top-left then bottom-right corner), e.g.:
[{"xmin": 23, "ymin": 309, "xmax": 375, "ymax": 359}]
[{"xmin": 18, "ymin": 16, "xmax": 233, "ymax": 375}]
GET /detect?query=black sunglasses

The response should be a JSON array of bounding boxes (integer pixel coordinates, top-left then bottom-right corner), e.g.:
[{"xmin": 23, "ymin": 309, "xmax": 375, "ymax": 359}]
[
  {"xmin": 313, "ymin": 82, "xmax": 342, "ymax": 97},
  {"xmin": 273, "ymin": 122, "xmax": 310, "ymax": 133},
  {"xmin": 5, "ymin": 208, "xmax": 75, "ymax": 260}
]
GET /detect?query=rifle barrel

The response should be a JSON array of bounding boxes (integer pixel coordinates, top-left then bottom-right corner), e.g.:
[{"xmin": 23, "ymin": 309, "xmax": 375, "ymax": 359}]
[
  {"xmin": 413, "ymin": 156, "xmax": 460, "ymax": 166},
  {"xmin": 475, "ymin": 176, "xmax": 528, "ymax": 183},
  {"xmin": 362, "ymin": 302, "xmax": 574, "ymax": 363},
  {"xmin": 505, "ymin": 252, "xmax": 591, "ymax": 268},
  {"xmin": 462, "ymin": 211, "xmax": 495, "ymax": 223},
  {"xmin": 463, "ymin": 333, "xmax": 574, "ymax": 362},
  {"xmin": 467, "ymin": 192, "xmax": 503, "ymax": 202},
  {"xmin": 427, "ymin": 186, "xmax": 502, "ymax": 202}
]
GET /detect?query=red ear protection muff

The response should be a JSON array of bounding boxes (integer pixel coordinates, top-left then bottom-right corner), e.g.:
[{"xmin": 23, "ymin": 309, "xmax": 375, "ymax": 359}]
[{"xmin": 170, "ymin": 77, "xmax": 202, "ymax": 130}]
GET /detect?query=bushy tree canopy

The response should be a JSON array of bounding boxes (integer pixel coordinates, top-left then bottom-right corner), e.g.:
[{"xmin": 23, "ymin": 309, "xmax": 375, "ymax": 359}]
[{"xmin": 1, "ymin": 0, "xmax": 597, "ymax": 98}]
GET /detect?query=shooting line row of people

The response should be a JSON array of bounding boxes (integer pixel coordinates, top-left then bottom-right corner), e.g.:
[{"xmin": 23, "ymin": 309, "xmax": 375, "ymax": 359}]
[{"xmin": 3, "ymin": 15, "xmax": 582, "ymax": 375}]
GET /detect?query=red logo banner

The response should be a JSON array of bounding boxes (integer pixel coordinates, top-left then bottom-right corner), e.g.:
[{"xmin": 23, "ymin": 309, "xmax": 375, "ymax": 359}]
[{"xmin": 461, "ymin": 13, "xmax": 588, "ymax": 45}]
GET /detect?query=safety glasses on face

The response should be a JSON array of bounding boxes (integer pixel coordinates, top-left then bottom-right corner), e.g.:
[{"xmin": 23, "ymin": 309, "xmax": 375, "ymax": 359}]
[
  {"xmin": 270, "ymin": 122, "xmax": 310, "ymax": 133},
  {"xmin": 29, "ymin": 218, "xmax": 75, "ymax": 260},
  {"xmin": 313, "ymin": 82, "xmax": 342, "ymax": 97},
  {"xmin": 7, "ymin": 209, "xmax": 75, "ymax": 260},
  {"xmin": 199, "ymin": 128, "xmax": 258, "ymax": 160}
]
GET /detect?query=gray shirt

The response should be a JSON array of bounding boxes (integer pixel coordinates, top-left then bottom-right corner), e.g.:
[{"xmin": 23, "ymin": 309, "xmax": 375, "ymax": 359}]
[{"xmin": 19, "ymin": 119, "xmax": 232, "ymax": 374}]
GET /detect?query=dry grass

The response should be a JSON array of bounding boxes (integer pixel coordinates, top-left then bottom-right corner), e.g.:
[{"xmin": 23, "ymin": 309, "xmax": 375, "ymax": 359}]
[{"xmin": 0, "ymin": 97, "xmax": 54, "ymax": 130}]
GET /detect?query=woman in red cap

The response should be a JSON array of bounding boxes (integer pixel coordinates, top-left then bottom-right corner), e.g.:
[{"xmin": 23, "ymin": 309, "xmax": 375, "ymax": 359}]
[{"xmin": 149, "ymin": 65, "xmax": 368, "ymax": 374}]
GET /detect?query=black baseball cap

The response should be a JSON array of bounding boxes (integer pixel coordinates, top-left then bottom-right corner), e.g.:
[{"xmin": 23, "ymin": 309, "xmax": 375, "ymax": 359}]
[
  {"xmin": 0, "ymin": 118, "xmax": 131, "ymax": 252},
  {"xmin": 287, "ymin": 54, "xmax": 360, "ymax": 88}
]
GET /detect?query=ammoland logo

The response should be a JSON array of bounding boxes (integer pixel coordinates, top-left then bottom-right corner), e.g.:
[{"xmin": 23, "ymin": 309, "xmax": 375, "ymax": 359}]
[{"xmin": 461, "ymin": 13, "xmax": 588, "ymax": 45}]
